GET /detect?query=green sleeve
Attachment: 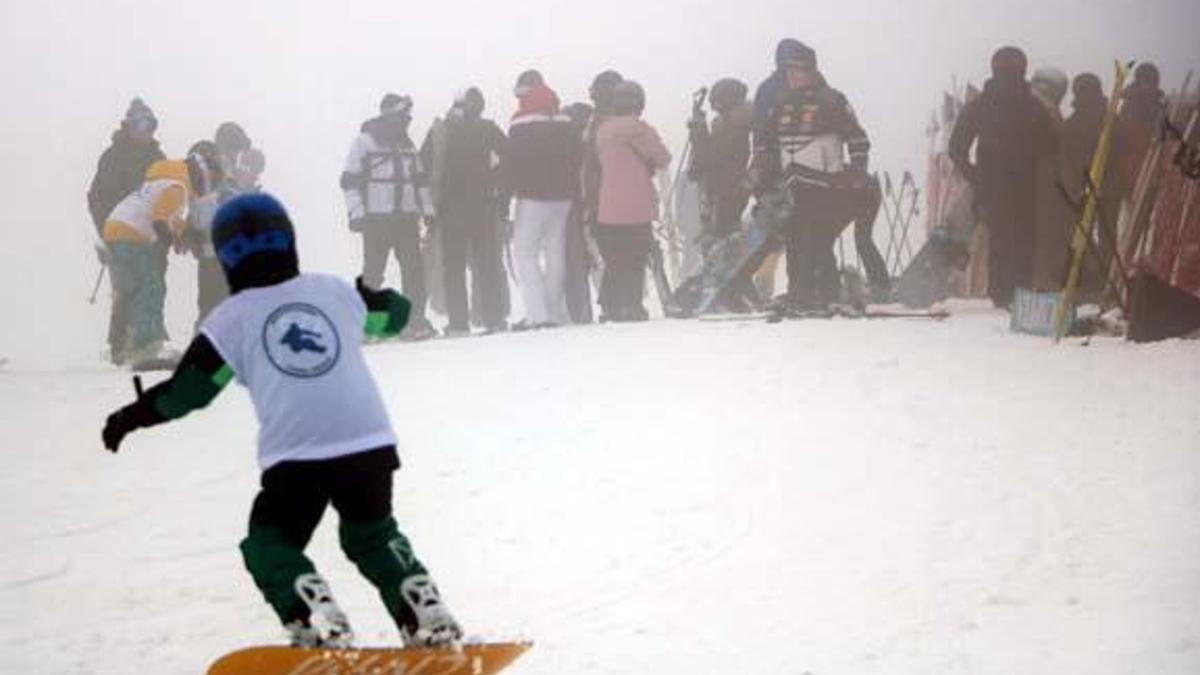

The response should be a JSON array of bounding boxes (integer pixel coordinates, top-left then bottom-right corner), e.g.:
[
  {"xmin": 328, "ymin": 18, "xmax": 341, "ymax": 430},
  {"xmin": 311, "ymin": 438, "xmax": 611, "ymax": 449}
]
[{"xmin": 148, "ymin": 335, "xmax": 233, "ymax": 422}]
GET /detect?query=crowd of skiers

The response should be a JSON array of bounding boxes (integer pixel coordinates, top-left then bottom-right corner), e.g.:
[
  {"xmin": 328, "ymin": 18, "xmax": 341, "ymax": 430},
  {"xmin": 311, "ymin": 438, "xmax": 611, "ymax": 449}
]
[
  {"xmin": 86, "ymin": 39, "xmax": 1179, "ymax": 367},
  {"xmin": 337, "ymin": 69, "xmax": 674, "ymax": 339},
  {"xmin": 88, "ymin": 101, "xmax": 266, "ymax": 366},
  {"xmin": 948, "ymin": 47, "xmax": 1171, "ymax": 309}
]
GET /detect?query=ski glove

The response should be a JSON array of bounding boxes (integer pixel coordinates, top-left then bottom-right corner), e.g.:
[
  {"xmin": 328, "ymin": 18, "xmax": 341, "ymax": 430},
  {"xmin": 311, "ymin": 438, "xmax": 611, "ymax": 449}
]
[
  {"xmin": 102, "ymin": 407, "xmax": 136, "ymax": 452},
  {"xmin": 101, "ymin": 377, "xmax": 164, "ymax": 453}
]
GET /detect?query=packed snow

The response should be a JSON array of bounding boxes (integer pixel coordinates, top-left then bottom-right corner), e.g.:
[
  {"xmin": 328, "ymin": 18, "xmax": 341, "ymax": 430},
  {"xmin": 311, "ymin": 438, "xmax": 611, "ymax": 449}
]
[{"xmin": 2, "ymin": 303, "xmax": 1198, "ymax": 674}]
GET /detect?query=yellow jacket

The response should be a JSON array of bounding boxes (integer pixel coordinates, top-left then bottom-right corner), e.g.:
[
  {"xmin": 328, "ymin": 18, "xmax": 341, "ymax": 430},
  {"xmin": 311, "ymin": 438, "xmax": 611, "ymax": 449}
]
[{"xmin": 102, "ymin": 160, "xmax": 194, "ymax": 244}]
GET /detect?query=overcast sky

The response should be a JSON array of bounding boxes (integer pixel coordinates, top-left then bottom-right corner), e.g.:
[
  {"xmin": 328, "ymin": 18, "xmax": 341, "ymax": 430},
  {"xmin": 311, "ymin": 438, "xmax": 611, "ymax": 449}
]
[{"xmin": 0, "ymin": 0, "xmax": 1197, "ymax": 364}]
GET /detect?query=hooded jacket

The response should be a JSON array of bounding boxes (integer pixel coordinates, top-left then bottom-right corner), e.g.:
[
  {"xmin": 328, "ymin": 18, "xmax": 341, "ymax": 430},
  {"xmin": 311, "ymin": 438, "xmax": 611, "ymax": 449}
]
[
  {"xmin": 87, "ymin": 129, "xmax": 165, "ymax": 232},
  {"xmin": 948, "ymin": 75, "xmax": 1057, "ymax": 209},
  {"xmin": 341, "ymin": 115, "xmax": 434, "ymax": 221},
  {"xmin": 421, "ymin": 107, "xmax": 507, "ymax": 212}
]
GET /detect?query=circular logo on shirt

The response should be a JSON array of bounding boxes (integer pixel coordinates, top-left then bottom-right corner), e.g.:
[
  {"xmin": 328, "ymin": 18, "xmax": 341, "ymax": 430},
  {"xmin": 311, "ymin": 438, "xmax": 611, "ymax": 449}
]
[{"xmin": 262, "ymin": 303, "xmax": 341, "ymax": 378}]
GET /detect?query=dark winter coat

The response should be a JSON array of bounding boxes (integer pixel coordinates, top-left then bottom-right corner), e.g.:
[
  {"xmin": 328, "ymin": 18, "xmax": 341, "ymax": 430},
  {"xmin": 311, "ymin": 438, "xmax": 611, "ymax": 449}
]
[
  {"xmin": 1113, "ymin": 84, "xmax": 1166, "ymax": 201},
  {"xmin": 421, "ymin": 114, "xmax": 507, "ymax": 212},
  {"xmin": 690, "ymin": 101, "xmax": 753, "ymax": 203},
  {"xmin": 949, "ymin": 76, "xmax": 1057, "ymax": 305},
  {"xmin": 502, "ymin": 113, "xmax": 583, "ymax": 202},
  {"xmin": 752, "ymin": 72, "xmax": 870, "ymax": 183},
  {"xmin": 1061, "ymin": 98, "xmax": 1107, "ymax": 198},
  {"xmin": 949, "ymin": 77, "xmax": 1057, "ymax": 216},
  {"xmin": 87, "ymin": 130, "xmax": 165, "ymax": 232}
]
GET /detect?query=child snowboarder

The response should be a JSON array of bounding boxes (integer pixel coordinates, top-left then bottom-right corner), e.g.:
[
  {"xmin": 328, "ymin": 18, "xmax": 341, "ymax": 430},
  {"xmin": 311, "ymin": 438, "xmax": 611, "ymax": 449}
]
[{"xmin": 100, "ymin": 193, "xmax": 463, "ymax": 649}]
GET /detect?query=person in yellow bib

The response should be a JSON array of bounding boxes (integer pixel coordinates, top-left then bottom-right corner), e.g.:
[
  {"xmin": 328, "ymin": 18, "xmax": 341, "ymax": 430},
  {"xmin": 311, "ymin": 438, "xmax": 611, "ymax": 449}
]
[{"xmin": 102, "ymin": 142, "xmax": 222, "ymax": 367}]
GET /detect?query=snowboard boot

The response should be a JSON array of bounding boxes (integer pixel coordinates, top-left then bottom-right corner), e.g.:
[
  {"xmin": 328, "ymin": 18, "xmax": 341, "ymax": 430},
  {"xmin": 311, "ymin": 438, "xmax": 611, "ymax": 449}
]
[
  {"xmin": 283, "ymin": 618, "xmax": 323, "ymax": 648},
  {"xmin": 294, "ymin": 573, "xmax": 354, "ymax": 648},
  {"xmin": 397, "ymin": 574, "xmax": 463, "ymax": 648}
]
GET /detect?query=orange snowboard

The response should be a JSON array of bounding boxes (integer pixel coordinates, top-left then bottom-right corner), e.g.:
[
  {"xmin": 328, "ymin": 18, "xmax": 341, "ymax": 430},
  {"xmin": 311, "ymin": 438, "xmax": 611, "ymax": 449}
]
[{"xmin": 207, "ymin": 641, "xmax": 532, "ymax": 675}]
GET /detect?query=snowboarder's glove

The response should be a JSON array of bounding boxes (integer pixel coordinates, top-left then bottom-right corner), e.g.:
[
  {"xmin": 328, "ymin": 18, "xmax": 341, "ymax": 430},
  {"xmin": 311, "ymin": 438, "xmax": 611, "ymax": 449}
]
[
  {"xmin": 102, "ymin": 405, "xmax": 138, "ymax": 453},
  {"xmin": 102, "ymin": 396, "xmax": 160, "ymax": 453}
]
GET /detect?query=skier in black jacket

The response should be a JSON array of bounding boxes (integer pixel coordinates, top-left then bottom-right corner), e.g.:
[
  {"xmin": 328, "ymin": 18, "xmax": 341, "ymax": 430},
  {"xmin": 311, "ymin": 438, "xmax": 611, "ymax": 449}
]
[
  {"xmin": 752, "ymin": 39, "xmax": 883, "ymax": 308},
  {"xmin": 949, "ymin": 46, "xmax": 1057, "ymax": 308},
  {"xmin": 420, "ymin": 88, "xmax": 510, "ymax": 335},
  {"xmin": 87, "ymin": 98, "xmax": 166, "ymax": 364}
]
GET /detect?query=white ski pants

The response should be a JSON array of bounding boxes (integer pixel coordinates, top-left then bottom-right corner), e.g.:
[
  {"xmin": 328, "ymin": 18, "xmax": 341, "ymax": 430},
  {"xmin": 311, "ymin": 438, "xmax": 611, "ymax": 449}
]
[{"xmin": 512, "ymin": 199, "xmax": 572, "ymax": 325}]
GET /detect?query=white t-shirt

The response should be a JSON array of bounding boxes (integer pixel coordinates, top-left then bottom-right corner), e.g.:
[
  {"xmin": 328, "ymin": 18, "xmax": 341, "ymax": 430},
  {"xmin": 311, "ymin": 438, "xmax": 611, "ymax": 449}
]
[{"xmin": 201, "ymin": 273, "xmax": 397, "ymax": 470}]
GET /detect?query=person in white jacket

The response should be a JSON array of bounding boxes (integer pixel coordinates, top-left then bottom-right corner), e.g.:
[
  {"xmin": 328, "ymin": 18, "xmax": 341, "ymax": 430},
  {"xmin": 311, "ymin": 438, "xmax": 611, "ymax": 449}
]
[{"xmin": 340, "ymin": 94, "xmax": 436, "ymax": 339}]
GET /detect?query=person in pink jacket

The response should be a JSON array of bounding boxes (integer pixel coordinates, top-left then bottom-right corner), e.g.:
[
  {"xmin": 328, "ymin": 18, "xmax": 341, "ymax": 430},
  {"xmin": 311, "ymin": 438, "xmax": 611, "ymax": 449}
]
[{"xmin": 594, "ymin": 81, "xmax": 672, "ymax": 321}]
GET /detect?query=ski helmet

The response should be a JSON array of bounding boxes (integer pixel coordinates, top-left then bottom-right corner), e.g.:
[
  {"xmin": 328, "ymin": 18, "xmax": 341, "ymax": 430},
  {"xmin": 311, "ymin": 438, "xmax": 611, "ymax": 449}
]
[
  {"xmin": 589, "ymin": 70, "xmax": 624, "ymax": 112},
  {"xmin": 610, "ymin": 80, "xmax": 645, "ymax": 116},
  {"xmin": 459, "ymin": 87, "xmax": 486, "ymax": 119},
  {"xmin": 775, "ymin": 39, "xmax": 816, "ymax": 70},
  {"xmin": 563, "ymin": 102, "xmax": 594, "ymax": 131},
  {"xmin": 709, "ymin": 78, "xmax": 748, "ymax": 113},
  {"xmin": 990, "ymin": 46, "xmax": 1028, "ymax": 79},
  {"xmin": 1031, "ymin": 67, "xmax": 1069, "ymax": 108},
  {"xmin": 1133, "ymin": 62, "xmax": 1160, "ymax": 88},
  {"xmin": 214, "ymin": 122, "xmax": 251, "ymax": 157},
  {"xmin": 380, "ymin": 93, "xmax": 413, "ymax": 117},
  {"xmin": 122, "ymin": 97, "xmax": 158, "ymax": 136},
  {"xmin": 211, "ymin": 193, "xmax": 299, "ymax": 293},
  {"xmin": 1071, "ymin": 73, "xmax": 1104, "ymax": 106},
  {"xmin": 235, "ymin": 147, "xmax": 266, "ymax": 175},
  {"xmin": 186, "ymin": 140, "xmax": 223, "ymax": 197},
  {"xmin": 514, "ymin": 69, "xmax": 544, "ymax": 98}
]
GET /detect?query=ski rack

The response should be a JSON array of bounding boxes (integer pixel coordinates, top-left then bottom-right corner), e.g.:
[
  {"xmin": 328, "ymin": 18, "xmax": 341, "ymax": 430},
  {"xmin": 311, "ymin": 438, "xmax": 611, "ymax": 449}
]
[{"xmin": 880, "ymin": 170, "xmax": 920, "ymax": 276}]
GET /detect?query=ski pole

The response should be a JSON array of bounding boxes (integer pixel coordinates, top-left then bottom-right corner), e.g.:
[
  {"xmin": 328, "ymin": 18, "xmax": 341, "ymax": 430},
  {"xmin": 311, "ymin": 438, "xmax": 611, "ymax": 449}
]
[
  {"xmin": 88, "ymin": 264, "xmax": 107, "ymax": 304},
  {"xmin": 881, "ymin": 172, "xmax": 899, "ymax": 270}
]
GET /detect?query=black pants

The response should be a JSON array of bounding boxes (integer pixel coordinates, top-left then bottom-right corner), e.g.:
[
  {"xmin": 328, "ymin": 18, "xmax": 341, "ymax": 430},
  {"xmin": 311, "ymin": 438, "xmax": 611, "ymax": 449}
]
[
  {"xmin": 249, "ymin": 447, "xmax": 400, "ymax": 544},
  {"xmin": 784, "ymin": 186, "xmax": 851, "ymax": 306},
  {"xmin": 853, "ymin": 178, "xmax": 889, "ymax": 289},
  {"xmin": 242, "ymin": 446, "xmax": 432, "ymax": 628},
  {"xmin": 704, "ymin": 188, "xmax": 751, "ymax": 239},
  {"xmin": 981, "ymin": 188, "xmax": 1036, "ymax": 308},
  {"xmin": 440, "ymin": 203, "xmax": 508, "ymax": 330},
  {"xmin": 595, "ymin": 224, "xmax": 652, "ymax": 319},
  {"xmin": 360, "ymin": 215, "xmax": 427, "ymax": 317}
]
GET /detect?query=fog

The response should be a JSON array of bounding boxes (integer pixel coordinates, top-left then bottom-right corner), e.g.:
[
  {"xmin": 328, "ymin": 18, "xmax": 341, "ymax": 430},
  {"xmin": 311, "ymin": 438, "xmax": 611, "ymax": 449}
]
[{"xmin": 1, "ymin": 0, "xmax": 1196, "ymax": 365}]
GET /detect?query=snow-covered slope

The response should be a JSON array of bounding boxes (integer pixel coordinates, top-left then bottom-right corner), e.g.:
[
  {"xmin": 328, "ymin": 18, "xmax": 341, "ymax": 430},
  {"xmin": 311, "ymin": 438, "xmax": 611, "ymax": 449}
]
[{"xmin": 2, "ymin": 303, "xmax": 1198, "ymax": 674}]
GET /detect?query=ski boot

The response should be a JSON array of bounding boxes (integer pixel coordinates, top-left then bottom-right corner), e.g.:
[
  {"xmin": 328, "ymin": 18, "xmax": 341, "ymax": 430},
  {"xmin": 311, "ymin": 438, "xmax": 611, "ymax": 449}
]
[
  {"xmin": 294, "ymin": 573, "xmax": 354, "ymax": 648},
  {"xmin": 398, "ymin": 574, "xmax": 463, "ymax": 648}
]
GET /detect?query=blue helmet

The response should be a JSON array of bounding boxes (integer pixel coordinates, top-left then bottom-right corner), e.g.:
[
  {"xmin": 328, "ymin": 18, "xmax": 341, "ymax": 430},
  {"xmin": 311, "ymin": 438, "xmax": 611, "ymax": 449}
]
[{"xmin": 212, "ymin": 193, "xmax": 299, "ymax": 293}]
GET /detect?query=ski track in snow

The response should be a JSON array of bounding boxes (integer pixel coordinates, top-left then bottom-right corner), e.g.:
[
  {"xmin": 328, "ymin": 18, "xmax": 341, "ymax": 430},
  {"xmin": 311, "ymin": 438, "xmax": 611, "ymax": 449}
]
[{"xmin": 2, "ymin": 301, "xmax": 1199, "ymax": 674}]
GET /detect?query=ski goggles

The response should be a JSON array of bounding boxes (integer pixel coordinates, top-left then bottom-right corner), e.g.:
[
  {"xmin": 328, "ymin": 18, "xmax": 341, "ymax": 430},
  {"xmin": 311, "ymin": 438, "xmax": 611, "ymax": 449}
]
[{"xmin": 217, "ymin": 230, "xmax": 292, "ymax": 269}]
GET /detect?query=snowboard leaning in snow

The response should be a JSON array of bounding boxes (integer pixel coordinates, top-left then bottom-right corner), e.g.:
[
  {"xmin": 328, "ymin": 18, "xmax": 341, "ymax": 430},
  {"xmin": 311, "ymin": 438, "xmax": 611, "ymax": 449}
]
[{"xmin": 207, "ymin": 641, "xmax": 532, "ymax": 675}]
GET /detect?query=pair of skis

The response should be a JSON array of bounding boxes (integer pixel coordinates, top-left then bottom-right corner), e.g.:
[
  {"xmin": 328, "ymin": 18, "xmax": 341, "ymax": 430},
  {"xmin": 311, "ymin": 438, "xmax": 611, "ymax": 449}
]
[{"xmin": 699, "ymin": 304, "xmax": 949, "ymax": 323}]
